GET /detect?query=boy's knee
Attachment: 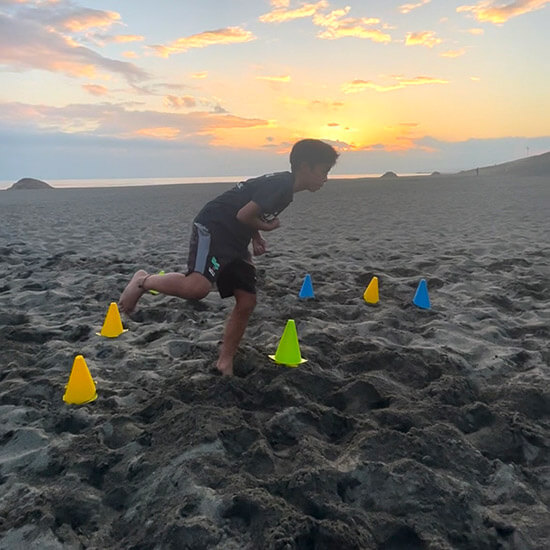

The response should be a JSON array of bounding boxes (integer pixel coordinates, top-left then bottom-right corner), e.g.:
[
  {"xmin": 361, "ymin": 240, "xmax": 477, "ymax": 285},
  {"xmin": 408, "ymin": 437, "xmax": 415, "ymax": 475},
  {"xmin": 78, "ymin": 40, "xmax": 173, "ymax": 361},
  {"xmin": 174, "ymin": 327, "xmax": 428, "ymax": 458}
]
[
  {"xmin": 189, "ymin": 287, "xmax": 210, "ymax": 300},
  {"xmin": 184, "ymin": 273, "xmax": 211, "ymax": 300}
]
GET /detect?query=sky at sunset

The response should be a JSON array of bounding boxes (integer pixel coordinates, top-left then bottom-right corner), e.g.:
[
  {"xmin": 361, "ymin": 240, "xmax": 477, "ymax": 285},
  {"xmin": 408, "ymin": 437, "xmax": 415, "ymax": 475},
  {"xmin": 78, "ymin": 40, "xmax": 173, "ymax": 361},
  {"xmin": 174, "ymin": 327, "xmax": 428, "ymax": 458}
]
[{"xmin": 1, "ymin": 0, "xmax": 549, "ymax": 180}]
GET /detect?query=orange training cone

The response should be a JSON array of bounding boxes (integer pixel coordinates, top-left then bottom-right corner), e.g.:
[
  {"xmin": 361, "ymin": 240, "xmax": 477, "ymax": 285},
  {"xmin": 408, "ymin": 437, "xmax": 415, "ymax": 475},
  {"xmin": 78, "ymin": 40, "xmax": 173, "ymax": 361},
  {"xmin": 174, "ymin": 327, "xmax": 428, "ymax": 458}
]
[
  {"xmin": 97, "ymin": 302, "xmax": 127, "ymax": 338},
  {"xmin": 269, "ymin": 319, "xmax": 307, "ymax": 367},
  {"xmin": 363, "ymin": 276, "xmax": 379, "ymax": 304},
  {"xmin": 63, "ymin": 355, "xmax": 97, "ymax": 404}
]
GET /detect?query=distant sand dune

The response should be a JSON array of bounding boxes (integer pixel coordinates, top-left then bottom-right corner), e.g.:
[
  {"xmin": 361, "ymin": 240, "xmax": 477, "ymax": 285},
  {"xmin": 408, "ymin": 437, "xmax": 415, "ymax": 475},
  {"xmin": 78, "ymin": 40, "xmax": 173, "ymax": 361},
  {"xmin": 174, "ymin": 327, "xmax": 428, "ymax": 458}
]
[{"xmin": 460, "ymin": 151, "xmax": 550, "ymax": 177}]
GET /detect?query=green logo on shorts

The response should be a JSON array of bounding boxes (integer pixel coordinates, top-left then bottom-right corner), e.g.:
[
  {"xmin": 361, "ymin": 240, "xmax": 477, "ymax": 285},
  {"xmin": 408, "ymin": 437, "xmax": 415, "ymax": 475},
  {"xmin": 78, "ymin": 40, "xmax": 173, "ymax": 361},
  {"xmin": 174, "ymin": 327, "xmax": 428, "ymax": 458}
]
[{"xmin": 211, "ymin": 256, "xmax": 220, "ymax": 270}]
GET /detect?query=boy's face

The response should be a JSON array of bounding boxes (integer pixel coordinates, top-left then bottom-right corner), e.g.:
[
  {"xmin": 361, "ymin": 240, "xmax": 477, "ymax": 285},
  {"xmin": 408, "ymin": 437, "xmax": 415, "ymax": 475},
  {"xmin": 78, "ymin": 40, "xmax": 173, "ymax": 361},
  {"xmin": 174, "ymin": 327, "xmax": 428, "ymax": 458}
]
[{"xmin": 301, "ymin": 162, "xmax": 332, "ymax": 192}]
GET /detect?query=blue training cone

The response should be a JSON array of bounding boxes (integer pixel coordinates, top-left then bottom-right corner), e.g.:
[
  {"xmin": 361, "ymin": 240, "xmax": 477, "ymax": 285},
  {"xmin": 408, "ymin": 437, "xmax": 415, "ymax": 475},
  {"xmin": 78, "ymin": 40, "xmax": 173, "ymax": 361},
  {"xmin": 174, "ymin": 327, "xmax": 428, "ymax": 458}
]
[
  {"xmin": 413, "ymin": 279, "xmax": 431, "ymax": 309},
  {"xmin": 299, "ymin": 274, "xmax": 314, "ymax": 299}
]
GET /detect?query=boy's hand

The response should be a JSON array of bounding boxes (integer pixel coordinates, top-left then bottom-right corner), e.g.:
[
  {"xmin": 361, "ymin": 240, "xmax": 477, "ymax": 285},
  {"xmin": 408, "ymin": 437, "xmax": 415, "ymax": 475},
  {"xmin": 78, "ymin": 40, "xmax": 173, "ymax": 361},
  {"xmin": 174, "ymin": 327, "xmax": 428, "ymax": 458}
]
[
  {"xmin": 252, "ymin": 234, "xmax": 267, "ymax": 256},
  {"xmin": 263, "ymin": 217, "xmax": 280, "ymax": 231}
]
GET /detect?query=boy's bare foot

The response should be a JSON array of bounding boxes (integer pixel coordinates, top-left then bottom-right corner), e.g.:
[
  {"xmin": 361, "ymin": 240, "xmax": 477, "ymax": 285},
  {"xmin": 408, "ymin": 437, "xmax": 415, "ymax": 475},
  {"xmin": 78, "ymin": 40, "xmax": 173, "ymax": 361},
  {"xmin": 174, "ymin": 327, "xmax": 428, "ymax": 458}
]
[
  {"xmin": 216, "ymin": 358, "xmax": 233, "ymax": 376},
  {"xmin": 119, "ymin": 269, "xmax": 149, "ymax": 314}
]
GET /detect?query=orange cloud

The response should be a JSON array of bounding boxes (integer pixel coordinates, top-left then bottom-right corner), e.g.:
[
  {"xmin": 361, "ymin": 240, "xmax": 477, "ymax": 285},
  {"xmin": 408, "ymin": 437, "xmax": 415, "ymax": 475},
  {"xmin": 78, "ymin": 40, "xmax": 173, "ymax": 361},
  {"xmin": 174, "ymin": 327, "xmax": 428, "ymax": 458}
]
[
  {"xmin": 399, "ymin": 76, "xmax": 448, "ymax": 85},
  {"xmin": 112, "ymin": 35, "xmax": 144, "ymax": 44},
  {"xmin": 191, "ymin": 72, "xmax": 208, "ymax": 79},
  {"xmin": 314, "ymin": 8, "xmax": 391, "ymax": 42},
  {"xmin": 122, "ymin": 51, "xmax": 138, "ymax": 59},
  {"xmin": 61, "ymin": 10, "xmax": 121, "ymax": 32},
  {"xmin": 150, "ymin": 27, "xmax": 255, "ymax": 57},
  {"xmin": 260, "ymin": 1, "xmax": 328, "ymax": 23},
  {"xmin": 200, "ymin": 114, "xmax": 271, "ymax": 131},
  {"xmin": 0, "ymin": 101, "xmax": 271, "ymax": 143},
  {"xmin": 400, "ymin": 0, "xmax": 431, "ymax": 14},
  {"xmin": 198, "ymin": 115, "xmax": 274, "ymax": 147},
  {"xmin": 440, "ymin": 48, "xmax": 466, "ymax": 57},
  {"xmin": 405, "ymin": 30, "xmax": 442, "ymax": 47},
  {"xmin": 260, "ymin": 3, "xmax": 391, "ymax": 43},
  {"xmin": 457, "ymin": 0, "xmax": 550, "ymax": 23},
  {"xmin": 135, "ymin": 127, "xmax": 181, "ymax": 139},
  {"xmin": 164, "ymin": 95, "xmax": 197, "ymax": 109},
  {"xmin": 82, "ymin": 84, "xmax": 109, "ymax": 96},
  {"xmin": 256, "ymin": 75, "xmax": 291, "ymax": 82},
  {"xmin": 49, "ymin": 60, "xmax": 97, "ymax": 78},
  {"xmin": 467, "ymin": 27, "xmax": 485, "ymax": 34},
  {"xmin": 342, "ymin": 75, "xmax": 448, "ymax": 93}
]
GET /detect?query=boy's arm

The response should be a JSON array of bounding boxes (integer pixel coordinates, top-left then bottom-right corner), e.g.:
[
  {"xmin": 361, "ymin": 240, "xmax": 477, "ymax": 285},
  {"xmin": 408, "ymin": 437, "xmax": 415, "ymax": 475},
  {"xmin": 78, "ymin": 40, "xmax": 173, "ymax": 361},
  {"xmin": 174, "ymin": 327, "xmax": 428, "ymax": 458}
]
[{"xmin": 236, "ymin": 201, "xmax": 280, "ymax": 232}]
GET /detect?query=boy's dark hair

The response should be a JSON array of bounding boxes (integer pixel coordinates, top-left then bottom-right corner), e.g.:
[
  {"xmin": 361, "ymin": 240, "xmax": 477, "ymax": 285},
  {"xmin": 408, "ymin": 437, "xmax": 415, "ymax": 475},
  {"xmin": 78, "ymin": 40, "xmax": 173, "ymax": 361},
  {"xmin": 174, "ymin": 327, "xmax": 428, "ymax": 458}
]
[{"xmin": 289, "ymin": 139, "xmax": 339, "ymax": 172}]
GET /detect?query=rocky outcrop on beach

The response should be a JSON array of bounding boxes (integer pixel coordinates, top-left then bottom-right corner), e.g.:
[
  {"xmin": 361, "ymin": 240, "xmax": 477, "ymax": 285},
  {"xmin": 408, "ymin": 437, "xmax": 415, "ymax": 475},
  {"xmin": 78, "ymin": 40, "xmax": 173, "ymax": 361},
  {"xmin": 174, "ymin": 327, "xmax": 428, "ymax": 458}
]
[{"xmin": 8, "ymin": 178, "xmax": 53, "ymax": 190}]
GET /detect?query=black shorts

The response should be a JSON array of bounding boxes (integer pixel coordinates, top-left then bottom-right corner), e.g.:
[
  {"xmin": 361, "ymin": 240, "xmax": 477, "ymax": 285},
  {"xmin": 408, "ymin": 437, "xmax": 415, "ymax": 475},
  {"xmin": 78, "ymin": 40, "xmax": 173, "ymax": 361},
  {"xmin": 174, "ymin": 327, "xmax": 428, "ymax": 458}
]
[{"xmin": 186, "ymin": 222, "xmax": 256, "ymax": 298}]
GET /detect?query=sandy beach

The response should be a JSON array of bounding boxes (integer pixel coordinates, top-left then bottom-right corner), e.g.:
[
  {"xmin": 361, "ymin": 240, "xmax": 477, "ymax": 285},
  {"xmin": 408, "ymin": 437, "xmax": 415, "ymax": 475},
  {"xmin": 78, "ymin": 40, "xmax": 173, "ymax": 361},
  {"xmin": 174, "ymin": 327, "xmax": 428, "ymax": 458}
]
[{"xmin": 1, "ymin": 173, "xmax": 549, "ymax": 549}]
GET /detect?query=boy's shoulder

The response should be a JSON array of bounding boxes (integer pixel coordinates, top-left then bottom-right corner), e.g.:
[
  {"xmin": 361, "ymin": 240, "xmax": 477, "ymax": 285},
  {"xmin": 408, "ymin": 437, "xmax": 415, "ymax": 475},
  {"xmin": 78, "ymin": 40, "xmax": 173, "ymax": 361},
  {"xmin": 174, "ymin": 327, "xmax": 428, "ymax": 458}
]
[
  {"xmin": 245, "ymin": 171, "xmax": 292, "ymax": 184},
  {"xmin": 232, "ymin": 171, "xmax": 292, "ymax": 193}
]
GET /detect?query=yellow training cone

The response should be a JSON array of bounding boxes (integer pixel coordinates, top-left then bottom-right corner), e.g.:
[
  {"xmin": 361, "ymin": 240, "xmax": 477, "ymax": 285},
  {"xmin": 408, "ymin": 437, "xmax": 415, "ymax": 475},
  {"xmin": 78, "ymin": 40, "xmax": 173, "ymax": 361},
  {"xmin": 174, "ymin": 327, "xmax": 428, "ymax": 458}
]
[
  {"xmin": 63, "ymin": 355, "xmax": 97, "ymax": 405},
  {"xmin": 363, "ymin": 276, "xmax": 379, "ymax": 304},
  {"xmin": 97, "ymin": 302, "xmax": 127, "ymax": 338},
  {"xmin": 269, "ymin": 319, "xmax": 307, "ymax": 368}
]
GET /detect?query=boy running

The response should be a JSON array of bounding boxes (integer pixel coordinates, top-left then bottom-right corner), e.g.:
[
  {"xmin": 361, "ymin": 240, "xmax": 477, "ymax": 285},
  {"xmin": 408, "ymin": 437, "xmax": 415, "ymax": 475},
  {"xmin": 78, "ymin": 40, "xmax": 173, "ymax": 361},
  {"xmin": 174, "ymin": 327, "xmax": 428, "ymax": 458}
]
[{"xmin": 119, "ymin": 139, "xmax": 339, "ymax": 375}]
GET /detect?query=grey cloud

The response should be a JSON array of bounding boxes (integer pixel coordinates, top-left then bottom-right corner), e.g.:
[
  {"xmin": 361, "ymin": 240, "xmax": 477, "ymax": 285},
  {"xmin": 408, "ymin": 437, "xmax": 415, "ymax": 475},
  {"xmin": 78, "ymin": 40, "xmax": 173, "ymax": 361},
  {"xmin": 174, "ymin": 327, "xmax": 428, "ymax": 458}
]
[{"xmin": 0, "ymin": 13, "xmax": 148, "ymax": 83}]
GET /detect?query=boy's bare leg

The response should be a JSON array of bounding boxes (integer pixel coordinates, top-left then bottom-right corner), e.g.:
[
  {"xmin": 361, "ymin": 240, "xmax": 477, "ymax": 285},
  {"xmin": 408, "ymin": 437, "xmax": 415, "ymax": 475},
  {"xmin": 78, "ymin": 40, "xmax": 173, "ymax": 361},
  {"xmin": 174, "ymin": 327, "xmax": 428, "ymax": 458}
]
[
  {"xmin": 216, "ymin": 289, "xmax": 256, "ymax": 376},
  {"xmin": 142, "ymin": 272, "xmax": 211, "ymax": 300},
  {"xmin": 119, "ymin": 271, "xmax": 211, "ymax": 313}
]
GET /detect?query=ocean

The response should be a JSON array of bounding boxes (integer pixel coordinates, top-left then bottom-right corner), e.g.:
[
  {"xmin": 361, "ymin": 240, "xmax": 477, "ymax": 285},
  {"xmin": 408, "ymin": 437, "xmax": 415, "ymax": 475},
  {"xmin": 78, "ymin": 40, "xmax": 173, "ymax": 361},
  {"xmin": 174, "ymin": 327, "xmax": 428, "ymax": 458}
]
[{"xmin": 0, "ymin": 173, "xmax": 432, "ymax": 190}]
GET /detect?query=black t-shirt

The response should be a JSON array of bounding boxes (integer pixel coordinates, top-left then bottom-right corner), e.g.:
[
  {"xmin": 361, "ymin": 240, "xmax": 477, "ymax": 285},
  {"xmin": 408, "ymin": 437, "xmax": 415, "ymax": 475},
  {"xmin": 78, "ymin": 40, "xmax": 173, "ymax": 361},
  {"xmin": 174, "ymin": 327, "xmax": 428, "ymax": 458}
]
[{"xmin": 194, "ymin": 171, "xmax": 295, "ymax": 258}]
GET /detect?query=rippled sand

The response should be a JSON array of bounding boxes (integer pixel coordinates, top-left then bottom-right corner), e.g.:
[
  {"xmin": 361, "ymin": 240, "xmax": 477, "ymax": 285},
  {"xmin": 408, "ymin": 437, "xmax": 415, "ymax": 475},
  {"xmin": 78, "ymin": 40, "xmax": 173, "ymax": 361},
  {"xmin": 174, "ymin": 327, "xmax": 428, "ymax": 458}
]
[{"xmin": 1, "ymin": 174, "xmax": 549, "ymax": 549}]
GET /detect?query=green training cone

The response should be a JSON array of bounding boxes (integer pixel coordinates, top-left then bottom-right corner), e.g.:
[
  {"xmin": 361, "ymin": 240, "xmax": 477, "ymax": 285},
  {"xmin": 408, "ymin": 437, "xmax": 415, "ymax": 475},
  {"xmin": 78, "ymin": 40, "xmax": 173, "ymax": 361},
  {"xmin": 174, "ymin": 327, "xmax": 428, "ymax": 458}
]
[{"xmin": 269, "ymin": 319, "xmax": 307, "ymax": 368}]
